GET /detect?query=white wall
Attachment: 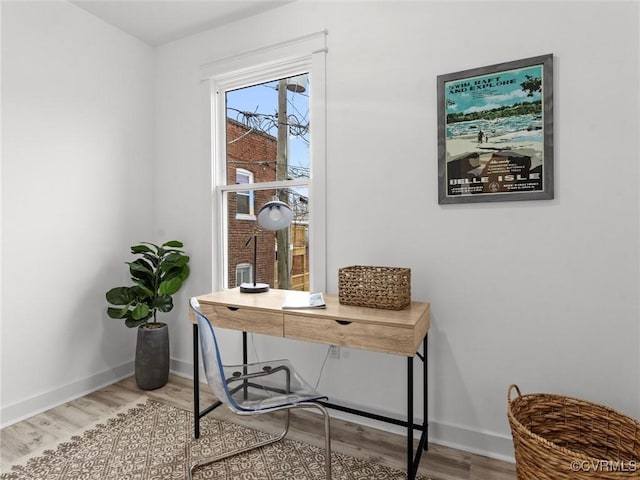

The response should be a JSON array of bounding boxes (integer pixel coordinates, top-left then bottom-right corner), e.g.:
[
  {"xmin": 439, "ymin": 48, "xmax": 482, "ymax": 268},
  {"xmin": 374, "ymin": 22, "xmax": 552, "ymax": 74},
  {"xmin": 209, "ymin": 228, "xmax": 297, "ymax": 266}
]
[
  {"xmin": 1, "ymin": 0, "xmax": 637, "ymax": 463},
  {"xmin": 155, "ymin": 1, "xmax": 640, "ymax": 460},
  {"xmin": 1, "ymin": 1, "xmax": 155, "ymax": 425}
]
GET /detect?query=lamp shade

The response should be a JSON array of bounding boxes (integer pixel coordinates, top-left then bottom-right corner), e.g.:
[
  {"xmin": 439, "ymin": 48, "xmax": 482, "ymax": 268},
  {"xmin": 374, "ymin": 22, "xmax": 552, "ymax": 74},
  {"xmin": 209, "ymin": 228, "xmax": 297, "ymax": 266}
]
[
  {"xmin": 286, "ymin": 74, "xmax": 307, "ymax": 93},
  {"xmin": 257, "ymin": 199, "xmax": 294, "ymax": 231}
]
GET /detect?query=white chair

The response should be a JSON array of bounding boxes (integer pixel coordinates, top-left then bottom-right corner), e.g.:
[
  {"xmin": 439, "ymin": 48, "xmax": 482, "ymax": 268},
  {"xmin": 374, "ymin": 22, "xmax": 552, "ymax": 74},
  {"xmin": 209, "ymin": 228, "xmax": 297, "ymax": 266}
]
[{"xmin": 189, "ymin": 297, "xmax": 332, "ymax": 479}]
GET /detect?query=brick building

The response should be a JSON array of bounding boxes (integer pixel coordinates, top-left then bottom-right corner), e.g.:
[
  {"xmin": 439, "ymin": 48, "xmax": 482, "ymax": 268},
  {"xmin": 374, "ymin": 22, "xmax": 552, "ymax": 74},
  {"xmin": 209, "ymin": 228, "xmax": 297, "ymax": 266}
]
[{"xmin": 226, "ymin": 118, "xmax": 278, "ymax": 288}]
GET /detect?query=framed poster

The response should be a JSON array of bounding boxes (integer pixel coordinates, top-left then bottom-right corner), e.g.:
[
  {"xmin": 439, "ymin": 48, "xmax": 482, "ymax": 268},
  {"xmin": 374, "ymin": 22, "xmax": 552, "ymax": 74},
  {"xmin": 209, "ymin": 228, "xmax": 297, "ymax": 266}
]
[{"xmin": 437, "ymin": 54, "xmax": 553, "ymax": 204}]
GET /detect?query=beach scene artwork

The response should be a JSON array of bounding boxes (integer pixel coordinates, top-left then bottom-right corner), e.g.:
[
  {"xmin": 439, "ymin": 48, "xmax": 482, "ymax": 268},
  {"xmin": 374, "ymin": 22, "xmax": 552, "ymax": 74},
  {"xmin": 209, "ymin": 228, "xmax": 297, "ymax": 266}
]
[{"xmin": 440, "ymin": 57, "xmax": 551, "ymax": 202}]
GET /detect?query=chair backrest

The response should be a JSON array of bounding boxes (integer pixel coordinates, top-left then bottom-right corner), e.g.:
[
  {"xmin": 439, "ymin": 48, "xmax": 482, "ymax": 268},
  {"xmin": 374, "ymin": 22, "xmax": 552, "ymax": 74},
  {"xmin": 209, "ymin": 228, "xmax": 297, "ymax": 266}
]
[{"xmin": 189, "ymin": 297, "xmax": 232, "ymax": 406}]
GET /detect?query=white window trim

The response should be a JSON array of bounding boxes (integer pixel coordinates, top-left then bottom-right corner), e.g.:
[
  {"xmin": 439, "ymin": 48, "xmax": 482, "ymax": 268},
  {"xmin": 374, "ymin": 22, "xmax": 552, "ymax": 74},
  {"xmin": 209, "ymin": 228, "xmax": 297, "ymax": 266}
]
[{"xmin": 202, "ymin": 31, "xmax": 327, "ymax": 292}]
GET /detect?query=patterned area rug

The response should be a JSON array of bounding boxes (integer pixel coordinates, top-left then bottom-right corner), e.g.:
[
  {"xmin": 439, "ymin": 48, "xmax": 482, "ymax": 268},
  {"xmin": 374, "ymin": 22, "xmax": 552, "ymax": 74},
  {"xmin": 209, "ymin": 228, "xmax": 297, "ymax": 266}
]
[{"xmin": 2, "ymin": 400, "xmax": 431, "ymax": 479}]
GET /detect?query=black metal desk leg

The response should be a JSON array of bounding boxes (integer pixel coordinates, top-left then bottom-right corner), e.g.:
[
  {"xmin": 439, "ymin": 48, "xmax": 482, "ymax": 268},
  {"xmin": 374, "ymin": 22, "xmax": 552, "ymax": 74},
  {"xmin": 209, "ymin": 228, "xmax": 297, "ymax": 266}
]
[
  {"xmin": 193, "ymin": 323, "xmax": 200, "ymax": 439},
  {"xmin": 423, "ymin": 334, "xmax": 428, "ymax": 451},
  {"xmin": 407, "ymin": 356, "xmax": 414, "ymax": 479},
  {"xmin": 242, "ymin": 332, "xmax": 248, "ymax": 400}
]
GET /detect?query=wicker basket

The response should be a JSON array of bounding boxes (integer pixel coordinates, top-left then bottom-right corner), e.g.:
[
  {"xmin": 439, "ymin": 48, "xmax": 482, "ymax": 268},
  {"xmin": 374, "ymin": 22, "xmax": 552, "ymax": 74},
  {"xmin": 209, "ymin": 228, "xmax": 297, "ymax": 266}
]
[
  {"xmin": 338, "ymin": 266, "xmax": 410, "ymax": 310},
  {"xmin": 507, "ymin": 384, "xmax": 640, "ymax": 480}
]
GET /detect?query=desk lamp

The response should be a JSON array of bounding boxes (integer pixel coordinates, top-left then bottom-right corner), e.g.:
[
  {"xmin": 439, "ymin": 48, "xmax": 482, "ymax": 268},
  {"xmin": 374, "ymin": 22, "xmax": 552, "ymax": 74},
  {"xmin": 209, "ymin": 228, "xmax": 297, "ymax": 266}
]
[{"xmin": 240, "ymin": 199, "xmax": 294, "ymax": 293}]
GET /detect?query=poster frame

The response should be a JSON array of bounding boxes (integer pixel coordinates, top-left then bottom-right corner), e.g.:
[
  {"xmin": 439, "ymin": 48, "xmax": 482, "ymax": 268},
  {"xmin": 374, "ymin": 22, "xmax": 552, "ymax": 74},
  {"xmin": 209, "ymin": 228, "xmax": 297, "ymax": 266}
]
[{"xmin": 437, "ymin": 54, "xmax": 554, "ymax": 204}]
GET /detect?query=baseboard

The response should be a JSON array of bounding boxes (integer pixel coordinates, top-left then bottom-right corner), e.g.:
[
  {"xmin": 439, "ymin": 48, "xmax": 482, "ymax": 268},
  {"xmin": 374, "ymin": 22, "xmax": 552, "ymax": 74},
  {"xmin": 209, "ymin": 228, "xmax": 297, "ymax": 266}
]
[
  {"xmin": 170, "ymin": 357, "xmax": 197, "ymax": 379},
  {"xmin": 322, "ymin": 395, "xmax": 515, "ymax": 463},
  {"xmin": 0, "ymin": 361, "xmax": 134, "ymax": 429},
  {"xmin": 429, "ymin": 420, "xmax": 515, "ymax": 463},
  {"xmin": 170, "ymin": 358, "xmax": 515, "ymax": 463},
  {"xmin": 1, "ymin": 359, "xmax": 193, "ymax": 430}
]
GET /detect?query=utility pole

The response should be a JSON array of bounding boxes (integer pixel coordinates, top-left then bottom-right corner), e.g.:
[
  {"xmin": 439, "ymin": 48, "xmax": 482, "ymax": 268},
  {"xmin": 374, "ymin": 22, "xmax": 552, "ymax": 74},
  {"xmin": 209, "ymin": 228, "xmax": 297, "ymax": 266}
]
[{"xmin": 276, "ymin": 79, "xmax": 290, "ymax": 289}]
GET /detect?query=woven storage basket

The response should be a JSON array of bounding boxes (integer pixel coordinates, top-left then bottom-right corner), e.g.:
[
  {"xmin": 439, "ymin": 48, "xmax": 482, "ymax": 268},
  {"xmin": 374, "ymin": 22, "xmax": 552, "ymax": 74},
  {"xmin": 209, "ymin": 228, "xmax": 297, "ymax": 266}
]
[
  {"xmin": 338, "ymin": 266, "xmax": 410, "ymax": 310},
  {"xmin": 507, "ymin": 384, "xmax": 640, "ymax": 480}
]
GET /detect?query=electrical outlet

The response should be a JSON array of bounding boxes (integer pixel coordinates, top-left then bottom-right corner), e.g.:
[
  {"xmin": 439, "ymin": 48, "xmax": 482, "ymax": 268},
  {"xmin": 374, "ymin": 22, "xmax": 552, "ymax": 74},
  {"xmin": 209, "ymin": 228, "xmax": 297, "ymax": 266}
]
[{"xmin": 329, "ymin": 345, "xmax": 340, "ymax": 359}]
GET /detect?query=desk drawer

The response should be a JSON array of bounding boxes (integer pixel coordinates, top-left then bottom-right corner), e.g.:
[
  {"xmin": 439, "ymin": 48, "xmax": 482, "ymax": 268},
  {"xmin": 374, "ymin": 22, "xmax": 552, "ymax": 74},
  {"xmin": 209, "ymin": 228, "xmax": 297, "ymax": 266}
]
[
  {"xmin": 284, "ymin": 314, "xmax": 415, "ymax": 356},
  {"xmin": 212, "ymin": 306, "xmax": 284, "ymax": 337}
]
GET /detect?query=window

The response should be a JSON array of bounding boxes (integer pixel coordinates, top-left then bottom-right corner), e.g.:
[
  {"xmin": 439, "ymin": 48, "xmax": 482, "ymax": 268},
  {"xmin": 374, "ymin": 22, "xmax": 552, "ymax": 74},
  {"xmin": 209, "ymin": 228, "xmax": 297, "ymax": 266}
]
[
  {"xmin": 235, "ymin": 168, "xmax": 254, "ymax": 219},
  {"xmin": 224, "ymin": 76, "xmax": 309, "ymax": 290},
  {"xmin": 204, "ymin": 31, "xmax": 327, "ymax": 292},
  {"xmin": 236, "ymin": 263, "xmax": 253, "ymax": 286}
]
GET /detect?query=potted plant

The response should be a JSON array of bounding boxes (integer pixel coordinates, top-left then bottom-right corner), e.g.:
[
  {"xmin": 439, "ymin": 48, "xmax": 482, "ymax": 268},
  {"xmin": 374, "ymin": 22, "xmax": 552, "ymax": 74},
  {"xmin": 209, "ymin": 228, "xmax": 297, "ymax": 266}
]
[{"xmin": 106, "ymin": 240, "xmax": 190, "ymax": 390}]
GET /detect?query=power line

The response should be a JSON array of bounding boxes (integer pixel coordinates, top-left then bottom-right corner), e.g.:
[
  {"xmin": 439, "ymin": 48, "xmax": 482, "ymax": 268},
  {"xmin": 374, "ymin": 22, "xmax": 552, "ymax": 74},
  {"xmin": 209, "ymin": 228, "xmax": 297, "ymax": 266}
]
[
  {"xmin": 227, "ymin": 107, "xmax": 309, "ymax": 143},
  {"xmin": 227, "ymin": 159, "xmax": 310, "ymax": 179}
]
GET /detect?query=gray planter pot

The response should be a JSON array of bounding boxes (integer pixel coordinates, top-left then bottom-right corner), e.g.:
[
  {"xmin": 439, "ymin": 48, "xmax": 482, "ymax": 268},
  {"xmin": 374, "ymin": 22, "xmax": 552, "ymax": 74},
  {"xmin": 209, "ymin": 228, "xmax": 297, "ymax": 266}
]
[{"xmin": 135, "ymin": 323, "xmax": 169, "ymax": 390}]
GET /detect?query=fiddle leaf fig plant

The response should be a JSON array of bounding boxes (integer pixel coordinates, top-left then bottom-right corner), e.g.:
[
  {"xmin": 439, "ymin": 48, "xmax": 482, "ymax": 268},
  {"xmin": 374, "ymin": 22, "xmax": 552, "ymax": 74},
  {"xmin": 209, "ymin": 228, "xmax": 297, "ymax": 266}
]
[{"xmin": 106, "ymin": 240, "xmax": 190, "ymax": 328}]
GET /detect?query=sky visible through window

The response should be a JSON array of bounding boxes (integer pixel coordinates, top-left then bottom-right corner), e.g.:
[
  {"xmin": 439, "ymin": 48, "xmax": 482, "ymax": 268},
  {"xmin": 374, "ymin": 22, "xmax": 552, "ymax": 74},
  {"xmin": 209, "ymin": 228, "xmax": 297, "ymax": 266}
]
[{"xmin": 226, "ymin": 75, "xmax": 310, "ymax": 181}]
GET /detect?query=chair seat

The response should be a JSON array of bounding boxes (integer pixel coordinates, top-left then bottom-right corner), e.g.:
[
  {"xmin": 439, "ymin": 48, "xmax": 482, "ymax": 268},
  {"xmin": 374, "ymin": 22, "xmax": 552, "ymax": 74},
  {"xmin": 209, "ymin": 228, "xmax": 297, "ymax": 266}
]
[{"xmin": 221, "ymin": 359, "xmax": 327, "ymax": 413}]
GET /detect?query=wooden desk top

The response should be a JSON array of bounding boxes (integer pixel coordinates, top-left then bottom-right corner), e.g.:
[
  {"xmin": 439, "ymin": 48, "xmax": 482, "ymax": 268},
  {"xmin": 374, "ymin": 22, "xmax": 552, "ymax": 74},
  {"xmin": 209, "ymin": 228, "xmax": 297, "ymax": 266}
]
[{"xmin": 193, "ymin": 288, "xmax": 430, "ymax": 356}]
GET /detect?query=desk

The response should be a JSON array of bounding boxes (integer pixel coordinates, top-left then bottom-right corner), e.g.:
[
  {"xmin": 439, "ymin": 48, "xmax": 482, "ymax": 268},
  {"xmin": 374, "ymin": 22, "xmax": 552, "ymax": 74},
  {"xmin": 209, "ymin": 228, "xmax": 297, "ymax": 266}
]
[{"xmin": 190, "ymin": 288, "xmax": 430, "ymax": 479}]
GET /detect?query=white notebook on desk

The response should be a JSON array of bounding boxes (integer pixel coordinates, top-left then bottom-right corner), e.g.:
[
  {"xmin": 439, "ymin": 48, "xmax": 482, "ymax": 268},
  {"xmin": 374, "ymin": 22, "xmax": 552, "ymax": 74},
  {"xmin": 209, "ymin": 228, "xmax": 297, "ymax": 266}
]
[{"xmin": 282, "ymin": 291, "xmax": 326, "ymax": 309}]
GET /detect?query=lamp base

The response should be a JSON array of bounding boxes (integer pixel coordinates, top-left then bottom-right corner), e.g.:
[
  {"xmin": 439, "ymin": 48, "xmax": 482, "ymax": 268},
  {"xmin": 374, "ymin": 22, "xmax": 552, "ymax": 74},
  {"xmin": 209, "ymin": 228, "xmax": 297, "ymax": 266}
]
[{"xmin": 240, "ymin": 282, "xmax": 270, "ymax": 293}]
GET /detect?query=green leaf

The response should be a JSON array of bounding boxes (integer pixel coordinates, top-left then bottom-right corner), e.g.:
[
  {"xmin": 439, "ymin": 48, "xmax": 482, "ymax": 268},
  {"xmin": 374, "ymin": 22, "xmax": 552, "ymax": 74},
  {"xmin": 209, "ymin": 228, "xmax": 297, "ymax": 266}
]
[
  {"xmin": 131, "ymin": 244, "xmax": 154, "ymax": 254},
  {"xmin": 163, "ymin": 240, "xmax": 183, "ymax": 248},
  {"xmin": 159, "ymin": 277, "xmax": 183, "ymax": 296},
  {"xmin": 130, "ymin": 273, "xmax": 153, "ymax": 284},
  {"xmin": 163, "ymin": 252, "xmax": 189, "ymax": 266},
  {"xmin": 130, "ymin": 270, "xmax": 154, "ymax": 288},
  {"xmin": 125, "ymin": 317, "xmax": 148, "ymax": 328},
  {"xmin": 134, "ymin": 284, "xmax": 154, "ymax": 299},
  {"xmin": 107, "ymin": 306, "xmax": 129, "ymax": 319},
  {"xmin": 154, "ymin": 295, "xmax": 173, "ymax": 313},
  {"xmin": 179, "ymin": 265, "xmax": 190, "ymax": 281},
  {"xmin": 106, "ymin": 287, "xmax": 135, "ymax": 306},
  {"xmin": 142, "ymin": 253, "xmax": 159, "ymax": 268},
  {"xmin": 160, "ymin": 265, "xmax": 183, "ymax": 283},
  {"xmin": 128, "ymin": 260, "xmax": 155, "ymax": 287},
  {"xmin": 159, "ymin": 263, "xmax": 178, "ymax": 275},
  {"xmin": 128, "ymin": 259, "xmax": 153, "ymax": 274},
  {"xmin": 131, "ymin": 303, "xmax": 150, "ymax": 320}
]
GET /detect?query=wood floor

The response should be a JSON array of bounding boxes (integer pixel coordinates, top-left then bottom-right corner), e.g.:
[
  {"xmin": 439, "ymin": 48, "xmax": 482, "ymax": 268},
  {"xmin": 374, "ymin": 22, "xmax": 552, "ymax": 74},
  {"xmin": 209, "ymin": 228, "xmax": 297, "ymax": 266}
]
[{"xmin": 1, "ymin": 375, "xmax": 516, "ymax": 480}]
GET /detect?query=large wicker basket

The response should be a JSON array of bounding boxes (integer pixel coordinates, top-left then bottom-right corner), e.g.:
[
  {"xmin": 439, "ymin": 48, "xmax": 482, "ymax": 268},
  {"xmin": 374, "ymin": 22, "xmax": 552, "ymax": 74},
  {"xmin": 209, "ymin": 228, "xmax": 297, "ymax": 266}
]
[
  {"xmin": 507, "ymin": 384, "xmax": 640, "ymax": 480},
  {"xmin": 338, "ymin": 266, "xmax": 410, "ymax": 310}
]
